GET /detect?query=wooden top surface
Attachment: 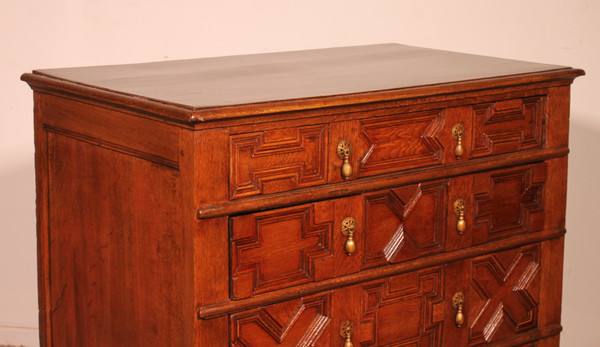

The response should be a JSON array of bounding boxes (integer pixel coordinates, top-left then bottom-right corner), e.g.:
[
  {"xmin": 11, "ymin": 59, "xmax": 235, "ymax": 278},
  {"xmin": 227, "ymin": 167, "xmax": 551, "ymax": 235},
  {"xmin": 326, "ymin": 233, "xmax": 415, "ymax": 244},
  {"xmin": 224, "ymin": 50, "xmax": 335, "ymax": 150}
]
[{"xmin": 23, "ymin": 44, "xmax": 583, "ymax": 123}]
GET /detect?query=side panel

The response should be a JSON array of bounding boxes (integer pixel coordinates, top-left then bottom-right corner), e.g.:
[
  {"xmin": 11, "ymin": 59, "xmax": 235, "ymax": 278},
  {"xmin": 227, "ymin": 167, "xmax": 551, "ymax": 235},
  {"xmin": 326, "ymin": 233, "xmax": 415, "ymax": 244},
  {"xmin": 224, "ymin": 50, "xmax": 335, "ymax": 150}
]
[
  {"xmin": 46, "ymin": 133, "xmax": 185, "ymax": 346},
  {"xmin": 35, "ymin": 93, "xmax": 189, "ymax": 346}
]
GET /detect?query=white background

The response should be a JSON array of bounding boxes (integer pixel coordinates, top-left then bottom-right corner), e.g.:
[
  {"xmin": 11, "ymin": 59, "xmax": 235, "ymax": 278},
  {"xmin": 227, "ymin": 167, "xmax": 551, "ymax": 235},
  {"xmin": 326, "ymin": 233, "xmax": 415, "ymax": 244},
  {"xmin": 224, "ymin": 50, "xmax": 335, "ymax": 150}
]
[{"xmin": 1, "ymin": 1, "xmax": 598, "ymax": 346}]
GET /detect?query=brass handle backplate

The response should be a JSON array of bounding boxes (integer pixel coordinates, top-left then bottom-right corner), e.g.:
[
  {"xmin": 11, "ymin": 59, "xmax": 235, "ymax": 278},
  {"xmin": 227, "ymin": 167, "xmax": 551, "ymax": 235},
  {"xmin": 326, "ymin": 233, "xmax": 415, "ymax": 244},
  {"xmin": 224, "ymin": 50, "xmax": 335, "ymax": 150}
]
[
  {"xmin": 341, "ymin": 217, "xmax": 357, "ymax": 255},
  {"xmin": 453, "ymin": 198, "xmax": 467, "ymax": 235},
  {"xmin": 340, "ymin": 320, "xmax": 354, "ymax": 347},
  {"xmin": 337, "ymin": 140, "xmax": 352, "ymax": 180},
  {"xmin": 452, "ymin": 291, "xmax": 465, "ymax": 328},
  {"xmin": 451, "ymin": 123, "xmax": 465, "ymax": 158}
]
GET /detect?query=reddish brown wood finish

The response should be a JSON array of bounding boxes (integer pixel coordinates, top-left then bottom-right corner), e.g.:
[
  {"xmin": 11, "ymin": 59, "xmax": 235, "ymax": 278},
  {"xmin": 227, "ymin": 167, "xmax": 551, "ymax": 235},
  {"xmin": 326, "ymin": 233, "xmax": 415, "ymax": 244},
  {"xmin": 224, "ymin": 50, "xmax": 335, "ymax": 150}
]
[
  {"xmin": 46, "ymin": 132, "xmax": 186, "ymax": 346},
  {"xmin": 22, "ymin": 44, "xmax": 582, "ymax": 346},
  {"xmin": 229, "ymin": 124, "xmax": 329, "ymax": 198}
]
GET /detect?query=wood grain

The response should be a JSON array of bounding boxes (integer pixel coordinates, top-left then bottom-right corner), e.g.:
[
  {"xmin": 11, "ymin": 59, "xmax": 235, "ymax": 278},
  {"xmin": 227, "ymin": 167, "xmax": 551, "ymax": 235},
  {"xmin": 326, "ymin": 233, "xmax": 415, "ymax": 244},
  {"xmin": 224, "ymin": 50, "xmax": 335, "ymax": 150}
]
[
  {"xmin": 22, "ymin": 44, "xmax": 584, "ymax": 123},
  {"xmin": 23, "ymin": 44, "xmax": 582, "ymax": 346},
  {"xmin": 46, "ymin": 132, "xmax": 185, "ymax": 346}
]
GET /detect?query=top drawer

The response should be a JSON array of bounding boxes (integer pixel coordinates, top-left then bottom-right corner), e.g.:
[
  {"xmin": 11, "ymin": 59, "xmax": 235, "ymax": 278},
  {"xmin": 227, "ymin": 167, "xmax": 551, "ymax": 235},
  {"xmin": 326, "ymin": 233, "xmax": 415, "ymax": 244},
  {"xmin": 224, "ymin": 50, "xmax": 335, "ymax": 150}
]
[{"xmin": 229, "ymin": 93, "xmax": 547, "ymax": 199}]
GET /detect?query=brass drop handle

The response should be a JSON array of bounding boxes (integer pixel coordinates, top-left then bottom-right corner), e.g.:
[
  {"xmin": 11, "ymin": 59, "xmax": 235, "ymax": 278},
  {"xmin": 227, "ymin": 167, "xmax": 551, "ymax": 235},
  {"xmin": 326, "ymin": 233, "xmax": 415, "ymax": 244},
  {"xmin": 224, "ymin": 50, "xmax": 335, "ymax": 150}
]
[
  {"xmin": 341, "ymin": 217, "xmax": 357, "ymax": 255},
  {"xmin": 453, "ymin": 198, "xmax": 467, "ymax": 235},
  {"xmin": 452, "ymin": 292, "xmax": 465, "ymax": 328},
  {"xmin": 340, "ymin": 320, "xmax": 354, "ymax": 347},
  {"xmin": 337, "ymin": 140, "xmax": 352, "ymax": 180},
  {"xmin": 452, "ymin": 123, "xmax": 465, "ymax": 158}
]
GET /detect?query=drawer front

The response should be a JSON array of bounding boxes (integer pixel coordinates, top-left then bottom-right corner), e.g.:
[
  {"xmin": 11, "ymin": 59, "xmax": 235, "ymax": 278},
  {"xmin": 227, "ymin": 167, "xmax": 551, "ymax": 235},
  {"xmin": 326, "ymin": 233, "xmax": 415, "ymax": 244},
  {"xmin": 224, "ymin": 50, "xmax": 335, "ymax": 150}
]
[
  {"xmin": 230, "ymin": 124, "xmax": 329, "ymax": 199},
  {"xmin": 230, "ymin": 163, "xmax": 546, "ymax": 299},
  {"xmin": 227, "ymin": 93, "xmax": 547, "ymax": 199}
]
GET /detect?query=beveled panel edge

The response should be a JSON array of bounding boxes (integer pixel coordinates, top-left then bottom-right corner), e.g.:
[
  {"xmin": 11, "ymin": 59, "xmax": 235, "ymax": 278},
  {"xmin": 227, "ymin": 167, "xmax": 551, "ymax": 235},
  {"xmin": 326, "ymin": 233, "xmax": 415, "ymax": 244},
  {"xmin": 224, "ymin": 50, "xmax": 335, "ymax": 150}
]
[
  {"xmin": 197, "ymin": 227, "xmax": 566, "ymax": 319},
  {"xmin": 44, "ymin": 125, "xmax": 179, "ymax": 170},
  {"xmin": 197, "ymin": 147, "xmax": 569, "ymax": 219},
  {"xmin": 22, "ymin": 68, "xmax": 583, "ymax": 125}
]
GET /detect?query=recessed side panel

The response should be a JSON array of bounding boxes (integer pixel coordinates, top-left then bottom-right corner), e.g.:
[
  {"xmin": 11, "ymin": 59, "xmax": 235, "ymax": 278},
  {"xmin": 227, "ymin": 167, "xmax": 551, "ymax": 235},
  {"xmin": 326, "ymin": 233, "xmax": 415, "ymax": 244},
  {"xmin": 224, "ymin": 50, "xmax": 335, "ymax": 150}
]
[{"xmin": 46, "ymin": 132, "xmax": 185, "ymax": 346}]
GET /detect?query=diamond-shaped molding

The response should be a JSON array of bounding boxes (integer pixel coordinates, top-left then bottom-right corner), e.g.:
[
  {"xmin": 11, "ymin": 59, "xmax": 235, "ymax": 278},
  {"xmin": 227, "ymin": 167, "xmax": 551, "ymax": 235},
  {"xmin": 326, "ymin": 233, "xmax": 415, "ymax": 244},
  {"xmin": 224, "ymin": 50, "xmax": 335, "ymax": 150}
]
[{"xmin": 357, "ymin": 110, "xmax": 444, "ymax": 177}]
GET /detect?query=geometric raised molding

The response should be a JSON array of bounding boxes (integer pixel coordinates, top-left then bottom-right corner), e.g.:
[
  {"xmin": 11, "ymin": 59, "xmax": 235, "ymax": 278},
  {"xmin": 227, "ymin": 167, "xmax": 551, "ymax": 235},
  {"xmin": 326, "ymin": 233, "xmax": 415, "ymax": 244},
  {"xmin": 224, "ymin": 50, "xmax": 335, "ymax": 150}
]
[
  {"xmin": 359, "ymin": 267, "xmax": 445, "ymax": 346},
  {"xmin": 471, "ymin": 96, "xmax": 545, "ymax": 158},
  {"xmin": 472, "ymin": 163, "xmax": 546, "ymax": 244},
  {"xmin": 230, "ymin": 204, "xmax": 333, "ymax": 299},
  {"xmin": 363, "ymin": 181, "xmax": 446, "ymax": 269},
  {"xmin": 230, "ymin": 293, "xmax": 331, "ymax": 346},
  {"xmin": 230, "ymin": 124, "xmax": 328, "ymax": 199},
  {"xmin": 357, "ymin": 110, "xmax": 445, "ymax": 177},
  {"xmin": 468, "ymin": 245, "xmax": 541, "ymax": 345}
]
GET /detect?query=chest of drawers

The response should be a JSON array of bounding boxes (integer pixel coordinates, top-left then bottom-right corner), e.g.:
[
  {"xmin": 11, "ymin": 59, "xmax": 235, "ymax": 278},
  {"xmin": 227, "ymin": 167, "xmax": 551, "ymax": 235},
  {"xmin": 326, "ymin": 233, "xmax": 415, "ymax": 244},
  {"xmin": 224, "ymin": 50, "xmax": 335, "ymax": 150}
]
[{"xmin": 22, "ymin": 44, "xmax": 583, "ymax": 346}]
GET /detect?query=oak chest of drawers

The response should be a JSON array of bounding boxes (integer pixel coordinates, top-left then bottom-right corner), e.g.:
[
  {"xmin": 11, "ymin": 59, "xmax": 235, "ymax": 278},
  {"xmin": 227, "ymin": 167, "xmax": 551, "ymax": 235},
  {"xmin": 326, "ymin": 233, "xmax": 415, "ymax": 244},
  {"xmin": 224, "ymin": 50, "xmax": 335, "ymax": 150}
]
[{"xmin": 22, "ymin": 44, "xmax": 583, "ymax": 346}]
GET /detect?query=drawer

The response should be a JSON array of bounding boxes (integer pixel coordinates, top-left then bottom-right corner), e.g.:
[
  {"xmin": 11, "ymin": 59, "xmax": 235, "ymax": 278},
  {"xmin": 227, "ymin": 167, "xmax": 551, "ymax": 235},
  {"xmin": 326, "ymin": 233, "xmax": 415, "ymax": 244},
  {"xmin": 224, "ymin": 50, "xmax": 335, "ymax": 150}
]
[
  {"xmin": 230, "ymin": 163, "xmax": 547, "ymax": 299},
  {"xmin": 229, "ymin": 241, "xmax": 554, "ymax": 346},
  {"xmin": 228, "ymin": 94, "xmax": 547, "ymax": 199}
]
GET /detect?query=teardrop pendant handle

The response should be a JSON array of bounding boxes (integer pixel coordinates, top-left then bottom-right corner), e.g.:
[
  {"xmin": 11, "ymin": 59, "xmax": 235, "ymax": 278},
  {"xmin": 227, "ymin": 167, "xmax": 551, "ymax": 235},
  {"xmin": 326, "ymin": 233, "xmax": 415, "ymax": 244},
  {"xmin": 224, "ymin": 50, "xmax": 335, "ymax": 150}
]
[
  {"xmin": 341, "ymin": 217, "xmax": 357, "ymax": 255},
  {"xmin": 452, "ymin": 292, "xmax": 465, "ymax": 328},
  {"xmin": 453, "ymin": 198, "xmax": 467, "ymax": 235},
  {"xmin": 340, "ymin": 320, "xmax": 354, "ymax": 347},
  {"xmin": 337, "ymin": 140, "xmax": 352, "ymax": 180},
  {"xmin": 452, "ymin": 123, "xmax": 465, "ymax": 158}
]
